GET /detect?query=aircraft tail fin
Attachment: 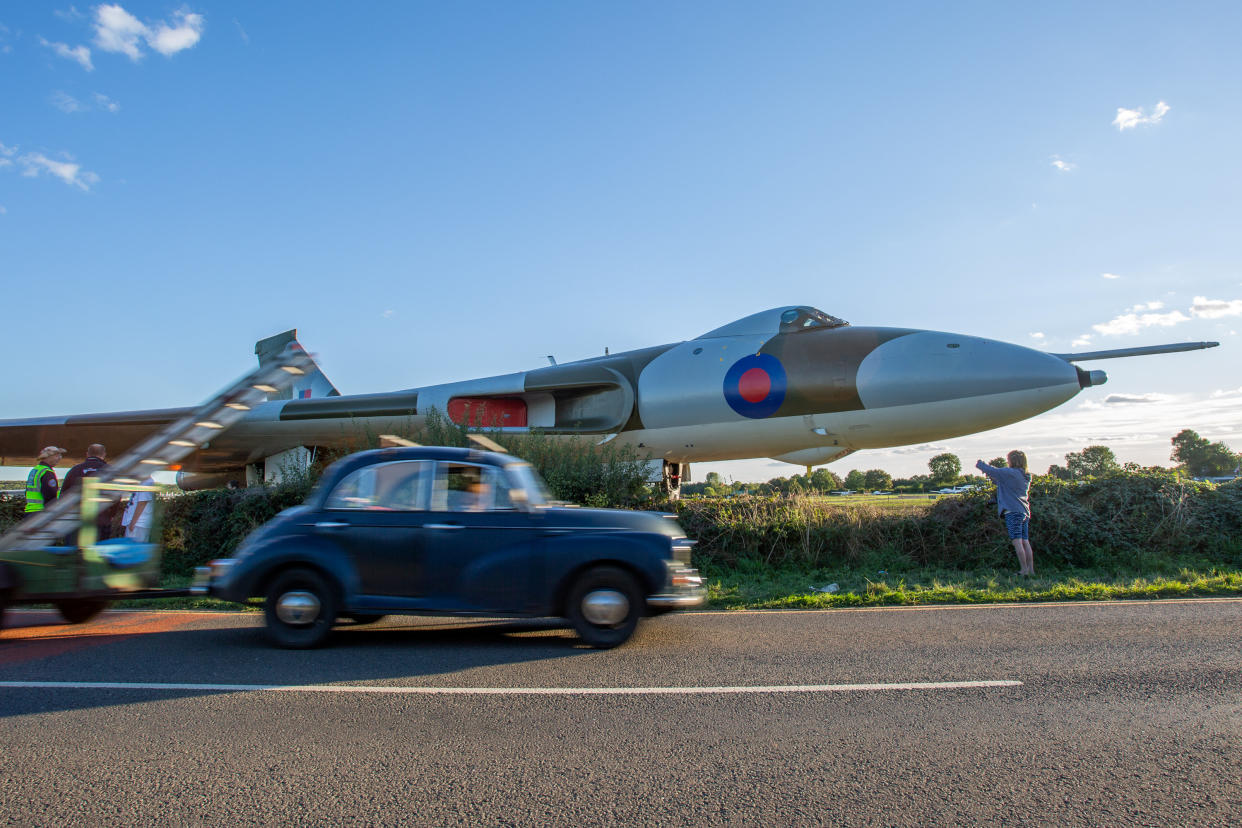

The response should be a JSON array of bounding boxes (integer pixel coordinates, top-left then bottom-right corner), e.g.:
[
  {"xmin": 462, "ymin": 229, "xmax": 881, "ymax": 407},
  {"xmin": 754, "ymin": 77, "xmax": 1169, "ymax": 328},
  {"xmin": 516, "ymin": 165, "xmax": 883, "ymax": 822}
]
[{"xmin": 255, "ymin": 330, "xmax": 341, "ymax": 400}]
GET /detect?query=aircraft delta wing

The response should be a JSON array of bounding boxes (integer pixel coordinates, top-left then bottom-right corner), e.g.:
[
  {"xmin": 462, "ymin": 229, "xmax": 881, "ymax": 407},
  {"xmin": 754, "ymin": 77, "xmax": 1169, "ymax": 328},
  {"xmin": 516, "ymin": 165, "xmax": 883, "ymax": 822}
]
[{"xmin": 0, "ymin": 307, "xmax": 1218, "ymax": 490}]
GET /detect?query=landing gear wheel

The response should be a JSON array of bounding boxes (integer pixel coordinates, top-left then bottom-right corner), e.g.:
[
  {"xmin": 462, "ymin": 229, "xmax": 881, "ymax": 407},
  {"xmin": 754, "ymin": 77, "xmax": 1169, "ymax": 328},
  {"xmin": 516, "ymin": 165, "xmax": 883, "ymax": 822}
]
[
  {"xmin": 343, "ymin": 613, "xmax": 386, "ymax": 625},
  {"xmin": 264, "ymin": 568, "xmax": 339, "ymax": 649},
  {"xmin": 56, "ymin": 598, "xmax": 109, "ymax": 624},
  {"xmin": 567, "ymin": 566, "xmax": 643, "ymax": 649}
]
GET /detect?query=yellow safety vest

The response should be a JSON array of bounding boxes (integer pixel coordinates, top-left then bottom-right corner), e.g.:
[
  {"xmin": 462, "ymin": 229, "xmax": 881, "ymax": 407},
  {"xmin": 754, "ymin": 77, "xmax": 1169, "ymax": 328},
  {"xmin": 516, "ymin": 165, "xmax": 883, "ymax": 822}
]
[{"xmin": 24, "ymin": 464, "xmax": 55, "ymax": 513}]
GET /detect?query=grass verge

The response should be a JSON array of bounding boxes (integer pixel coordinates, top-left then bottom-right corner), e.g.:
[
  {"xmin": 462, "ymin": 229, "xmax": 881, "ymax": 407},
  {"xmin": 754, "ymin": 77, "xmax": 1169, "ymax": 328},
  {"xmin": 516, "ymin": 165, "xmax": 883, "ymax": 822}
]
[
  {"xmin": 701, "ymin": 560, "xmax": 1242, "ymax": 609},
  {"xmin": 104, "ymin": 564, "xmax": 1242, "ymax": 613}
]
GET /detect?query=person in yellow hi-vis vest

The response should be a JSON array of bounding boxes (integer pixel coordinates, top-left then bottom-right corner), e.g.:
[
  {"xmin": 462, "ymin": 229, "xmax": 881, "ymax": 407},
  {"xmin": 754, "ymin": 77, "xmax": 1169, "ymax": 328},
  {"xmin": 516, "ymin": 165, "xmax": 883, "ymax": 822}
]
[{"xmin": 24, "ymin": 446, "xmax": 67, "ymax": 513}]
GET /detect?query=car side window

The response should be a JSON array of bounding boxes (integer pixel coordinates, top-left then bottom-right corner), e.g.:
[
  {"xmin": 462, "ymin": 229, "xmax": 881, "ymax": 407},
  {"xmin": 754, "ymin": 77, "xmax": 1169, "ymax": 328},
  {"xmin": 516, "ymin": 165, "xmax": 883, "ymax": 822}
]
[
  {"xmin": 325, "ymin": 461, "xmax": 429, "ymax": 511},
  {"xmin": 431, "ymin": 463, "xmax": 515, "ymax": 512}
]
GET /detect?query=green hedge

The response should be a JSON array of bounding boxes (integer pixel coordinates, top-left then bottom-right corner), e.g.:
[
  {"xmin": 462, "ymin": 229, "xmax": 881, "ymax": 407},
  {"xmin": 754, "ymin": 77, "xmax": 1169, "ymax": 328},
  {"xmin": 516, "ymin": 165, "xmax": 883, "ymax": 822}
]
[
  {"xmin": 4, "ymin": 471, "xmax": 1239, "ymax": 579},
  {"xmin": 669, "ymin": 473, "xmax": 1242, "ymax": 572}
]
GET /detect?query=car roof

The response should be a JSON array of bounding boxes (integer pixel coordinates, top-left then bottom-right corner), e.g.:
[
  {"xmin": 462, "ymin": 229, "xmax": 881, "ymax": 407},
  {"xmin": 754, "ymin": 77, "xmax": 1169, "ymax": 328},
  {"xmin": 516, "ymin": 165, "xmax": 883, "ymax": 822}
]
[{"xmin": 318, "ymin": 445, "xmax": 522, "ymax": 488}]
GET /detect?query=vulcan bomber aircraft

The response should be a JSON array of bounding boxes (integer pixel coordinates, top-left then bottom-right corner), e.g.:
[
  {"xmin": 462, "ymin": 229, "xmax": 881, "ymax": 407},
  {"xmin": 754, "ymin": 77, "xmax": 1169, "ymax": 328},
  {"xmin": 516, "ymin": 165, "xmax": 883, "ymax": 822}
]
[{"xmin": 0, "ymin": 306, "xmax": 1218, "ymax": 492}]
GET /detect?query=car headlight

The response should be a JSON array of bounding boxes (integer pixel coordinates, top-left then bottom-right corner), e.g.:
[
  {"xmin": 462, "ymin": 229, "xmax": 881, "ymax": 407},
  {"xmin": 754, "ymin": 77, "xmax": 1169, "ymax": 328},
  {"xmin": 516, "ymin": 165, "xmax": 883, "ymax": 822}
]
[{"xmin": 671, "ymin": 537, "xmax": 696, "ymax": 564}]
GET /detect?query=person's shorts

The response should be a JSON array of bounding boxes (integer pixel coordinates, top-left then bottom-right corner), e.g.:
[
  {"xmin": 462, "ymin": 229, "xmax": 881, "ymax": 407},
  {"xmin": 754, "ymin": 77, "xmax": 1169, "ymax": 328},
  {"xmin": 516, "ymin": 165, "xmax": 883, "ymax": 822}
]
[{"xmin": 1003, "ymin": 511, "xmax": 1030, "ymax": 540}]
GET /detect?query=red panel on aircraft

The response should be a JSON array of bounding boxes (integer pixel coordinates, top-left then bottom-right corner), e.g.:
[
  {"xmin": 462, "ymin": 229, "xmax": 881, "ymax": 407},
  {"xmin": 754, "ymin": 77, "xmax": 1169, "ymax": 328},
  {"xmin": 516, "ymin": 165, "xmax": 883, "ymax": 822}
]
[{"xmin": 447, "ymin": 397, "xmax": 527, "ymax": 428}]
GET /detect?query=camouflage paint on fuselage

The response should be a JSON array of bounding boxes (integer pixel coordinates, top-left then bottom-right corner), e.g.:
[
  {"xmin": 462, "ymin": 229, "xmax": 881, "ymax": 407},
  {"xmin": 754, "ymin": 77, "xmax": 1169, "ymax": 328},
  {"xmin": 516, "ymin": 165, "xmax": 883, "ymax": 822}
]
[{"xmin": 757, "ymin": 326, "xmax": 916, "ymax": 418}]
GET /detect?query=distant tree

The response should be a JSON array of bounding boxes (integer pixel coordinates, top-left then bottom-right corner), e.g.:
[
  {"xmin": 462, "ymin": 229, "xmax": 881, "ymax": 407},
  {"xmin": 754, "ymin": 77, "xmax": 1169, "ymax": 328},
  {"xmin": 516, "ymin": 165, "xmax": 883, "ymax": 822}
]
[
  {"xmin": 863, "ymin": 469, "xmax": 893, "ymax": 491},
  {"xmin": 704, "ymin": 471, "xmax": 724, "ymax": 488},
  {"xmin": 843, "ymin": 469, "xmax": 866, "ymax": 491},
  {"xmin": 1065, "ymin": 445, "xmax": 1121, "ymax": 479},
  {"xmin": 988, "ymin": 457, "xmax": 1007, "ymax": 468},
  {"xmin": 896, "ymin": 473, "xmax": 933, "ymax": 493},
  {"xmin": 928, "ymin": 453, "xmax": 962, "ymax": 485},
  {"xmin": 809, "ymin": 468, "xmax": 843, "ymax": 492},
  {"xmin": 1046, "ymin": 464, "xmax": 1073, "ymax": 481},
  {"xmin": 1171, "ymin": 429, "xmax": 1240, "ymax": 477},
  {"xmin": 766, "ymin": 476, "xmax": 790, "ymax": 494}
]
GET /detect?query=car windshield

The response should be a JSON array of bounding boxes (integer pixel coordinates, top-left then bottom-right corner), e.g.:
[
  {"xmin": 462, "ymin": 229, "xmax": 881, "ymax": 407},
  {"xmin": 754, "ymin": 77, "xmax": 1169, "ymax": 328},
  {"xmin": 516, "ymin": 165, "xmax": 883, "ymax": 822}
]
[{"xmin": 779, "ymin": 306, "xmax": 848, "ymax": 332}]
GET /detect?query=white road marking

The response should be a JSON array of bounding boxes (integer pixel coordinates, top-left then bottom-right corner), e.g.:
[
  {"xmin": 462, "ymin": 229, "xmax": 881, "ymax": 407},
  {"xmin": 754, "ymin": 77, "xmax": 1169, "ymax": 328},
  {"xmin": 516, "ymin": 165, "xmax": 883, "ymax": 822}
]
[{"xmin": 0, "ymin": 679, "xmax": 1022, "ymax": 695}]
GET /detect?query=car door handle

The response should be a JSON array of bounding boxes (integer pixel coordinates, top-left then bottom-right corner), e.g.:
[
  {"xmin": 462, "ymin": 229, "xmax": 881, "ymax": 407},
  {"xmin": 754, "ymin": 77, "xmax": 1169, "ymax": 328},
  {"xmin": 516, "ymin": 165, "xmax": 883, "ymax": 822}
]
[
  {"xmin": 315, "ymin": 521, "xmax": 350, "ymax": 529},
  {"xmin": 423, "ymin": 523, "xmax": 463, "ymax": 530}
]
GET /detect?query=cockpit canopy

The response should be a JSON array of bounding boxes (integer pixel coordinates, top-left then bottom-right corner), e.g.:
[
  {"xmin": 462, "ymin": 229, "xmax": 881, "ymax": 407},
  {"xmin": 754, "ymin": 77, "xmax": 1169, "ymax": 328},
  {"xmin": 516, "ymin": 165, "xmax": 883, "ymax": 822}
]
[
  {"xmin": 778, "ymin": 307, "xmax": 849, "ymax": 333},
  {"xmin": 696, "ymin": 306, "xmax": 849, "ymax": 339}
]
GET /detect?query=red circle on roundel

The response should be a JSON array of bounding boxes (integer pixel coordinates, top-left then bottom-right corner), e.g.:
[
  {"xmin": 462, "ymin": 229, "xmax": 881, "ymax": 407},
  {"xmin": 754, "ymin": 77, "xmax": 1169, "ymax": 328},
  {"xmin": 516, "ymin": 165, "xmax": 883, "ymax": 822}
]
[{"xmin": 738, "ymin": 368, "xmax": 771, "ymax": 403}]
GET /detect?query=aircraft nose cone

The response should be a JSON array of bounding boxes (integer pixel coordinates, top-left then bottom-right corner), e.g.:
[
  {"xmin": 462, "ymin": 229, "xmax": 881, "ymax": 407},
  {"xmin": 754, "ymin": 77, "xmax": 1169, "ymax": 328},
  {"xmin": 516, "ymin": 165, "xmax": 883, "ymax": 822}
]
[{"xmin": 856, "ymin": 331, "xmax": 1079, "ymax": 409}]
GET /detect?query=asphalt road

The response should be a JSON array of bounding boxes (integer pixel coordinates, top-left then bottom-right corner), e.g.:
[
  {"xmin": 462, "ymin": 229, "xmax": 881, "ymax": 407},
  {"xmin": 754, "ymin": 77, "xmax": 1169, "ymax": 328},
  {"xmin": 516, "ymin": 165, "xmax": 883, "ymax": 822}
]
[{"xmin": 1, "ymin": 599, "xmax": 1239, "ymax": 826}]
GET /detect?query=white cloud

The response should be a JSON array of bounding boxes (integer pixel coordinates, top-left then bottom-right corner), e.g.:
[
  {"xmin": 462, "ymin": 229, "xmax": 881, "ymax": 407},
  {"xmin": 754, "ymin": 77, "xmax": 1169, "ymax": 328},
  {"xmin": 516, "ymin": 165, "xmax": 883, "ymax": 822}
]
[
  {"xmin": 1101, "ymin": 393, "xmax": 1173, "ymax": 405},
  {"xmin": 51, "ymin": 91, "xmax": 84, "ymax": 113},
  {"xmin": 18, "ymin": 152, "xmax": 100, "ymax": 191},
  {"xmin": 1050, "ymin": 155, "xmax": 1075, "ymax": 172},
  {"xmin": 233, "ymin": 18, "xmax": 249, "ymax": 45},
  {"xmin": 55, "ymin": 7, "xmax": 86, "ymax": 22},
  {"xmin": 1071, "ymin": 336, "xmax": 1092, "ymax": 348},
  {"xmin": 1189, "ymin": 296, "xmax": 1242, "ymax": 319},
  {"xmin": 382, "ymin": 309, "xmax": 395, "ymax": 319},
  {"xmin": 1126, "ymin": 300, "xmax": 1164, "ymax": 313},
  {"xmin": 0, "ymin": 205, "xmax": 7, "ymax": 214},
  {"xmin": 0, "ymin": 143, "xmax": 15, "ymax": 167},
  {"xmin": 881, "ymin": 443, "xmax": 952, "ymax": 456},
  {"xmin": 1092, "ymin": 310, "xmax": 1191, "ymax": 336},
  {"xmin": 1029, "ymin": 332, "xmax": 1045, "ymax": 340},
  {"xmin": 1210, "ymin": 387, "xmax": 1242, "ymax": 399},
  {"xmin": 1101, "ymin": 272, "xmax": 1121, "ymax": 280},
  {"xmin": 1113, "ymin": 100, "xmax": 1170, "ymax": 131},
  {"xmin": 39, "ymin": 36, "xmax": 94, "ymax": 70},
  {"xmin": 93, "ymin": 4, "xmax": 205, "ymax": 61},
  {"xmin": 147, "ymin": 9, "xmax": 204, "ymax": 56},
  {"xmin": 93, "ymin": 4, "xmax": 146, "ymax": 59},
  {"xmin": 48, "ymin": 90, "xmax": 118, "ymax": 114}
]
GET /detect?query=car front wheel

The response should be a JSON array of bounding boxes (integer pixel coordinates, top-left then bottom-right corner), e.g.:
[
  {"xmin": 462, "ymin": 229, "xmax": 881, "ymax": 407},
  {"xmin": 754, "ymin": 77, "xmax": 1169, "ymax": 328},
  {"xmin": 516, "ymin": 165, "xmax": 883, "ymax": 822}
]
[
  {"xmin": 566, "ymin": 566, "xmax": 642, "ymax": 649},
  {"xmin": 264, "ymin": 567, "xmax": 339, "ymax": 649}
]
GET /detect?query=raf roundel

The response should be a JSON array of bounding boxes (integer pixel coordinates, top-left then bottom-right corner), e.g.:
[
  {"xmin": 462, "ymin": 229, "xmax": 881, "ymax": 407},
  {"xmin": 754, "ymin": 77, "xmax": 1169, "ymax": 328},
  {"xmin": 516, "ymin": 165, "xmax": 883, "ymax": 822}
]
[{"xmin": 723, "ymin": 353, "xmax": 787, "ymax": 419}]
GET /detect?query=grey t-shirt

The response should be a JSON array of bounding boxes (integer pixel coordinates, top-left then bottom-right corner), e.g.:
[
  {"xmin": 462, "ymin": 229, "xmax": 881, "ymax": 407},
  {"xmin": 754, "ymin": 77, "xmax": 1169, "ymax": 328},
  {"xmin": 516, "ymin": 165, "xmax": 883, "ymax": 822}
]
[{"xmin": 975, "ymin": 461, "xmax": 1031, "ymax": 519}]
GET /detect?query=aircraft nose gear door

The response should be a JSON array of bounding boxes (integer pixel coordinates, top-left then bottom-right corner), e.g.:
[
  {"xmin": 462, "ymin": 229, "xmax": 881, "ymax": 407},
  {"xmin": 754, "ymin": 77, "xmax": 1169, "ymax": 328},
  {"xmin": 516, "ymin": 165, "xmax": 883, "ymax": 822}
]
[{"xmin": 662, "ymin": 460, "xmax": 688, "ymax": 500}]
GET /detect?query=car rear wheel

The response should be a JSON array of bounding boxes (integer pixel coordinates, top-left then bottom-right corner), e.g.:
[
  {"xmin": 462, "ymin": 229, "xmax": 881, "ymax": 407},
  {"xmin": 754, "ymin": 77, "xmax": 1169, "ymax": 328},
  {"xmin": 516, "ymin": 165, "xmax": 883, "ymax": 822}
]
[
  {"xmin": 264, "ymin": 567, "xmax": 339, "ymax": 649},
  {"xmin": 56, "ymin": 598, "xmax": 109, "ymax": 624},
  {"xmin": 567, "ymin": 566, "xmax": 642, "ymax": 649}
]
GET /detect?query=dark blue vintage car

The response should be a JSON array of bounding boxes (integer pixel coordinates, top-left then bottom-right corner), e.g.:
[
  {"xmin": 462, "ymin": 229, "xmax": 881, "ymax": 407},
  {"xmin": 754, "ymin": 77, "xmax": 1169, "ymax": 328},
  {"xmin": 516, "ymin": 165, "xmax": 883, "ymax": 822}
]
[{"xmin": 193, "ymin": 446, "xmax": 703, "ymax": 648}]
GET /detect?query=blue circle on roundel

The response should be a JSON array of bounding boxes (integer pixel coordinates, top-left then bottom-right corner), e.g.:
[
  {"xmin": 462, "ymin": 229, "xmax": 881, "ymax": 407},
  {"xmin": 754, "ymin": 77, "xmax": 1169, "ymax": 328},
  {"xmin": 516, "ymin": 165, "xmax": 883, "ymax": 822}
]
[{"xmin": 723, "ymin": 353, "xmax": 787, "ymax": 419}]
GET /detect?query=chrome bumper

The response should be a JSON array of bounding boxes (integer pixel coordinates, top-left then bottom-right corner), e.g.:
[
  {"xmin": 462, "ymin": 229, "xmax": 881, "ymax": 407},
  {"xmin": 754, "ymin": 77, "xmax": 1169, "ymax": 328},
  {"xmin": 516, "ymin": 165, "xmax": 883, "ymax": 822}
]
[
  {"xmin": 647, "ymin": 590, "xmax": 705, "ymax": 609},
  {"xmin": 190, "ymin": 558, "xmax": 236, "ymax": 596}
]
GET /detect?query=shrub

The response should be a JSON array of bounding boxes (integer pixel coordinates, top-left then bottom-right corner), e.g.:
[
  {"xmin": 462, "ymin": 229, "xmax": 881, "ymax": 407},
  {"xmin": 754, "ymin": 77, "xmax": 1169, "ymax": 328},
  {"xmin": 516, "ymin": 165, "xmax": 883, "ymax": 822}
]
[{"xmin": 667, "ymin": 470, "xmax": 1242, "ymax": 572}]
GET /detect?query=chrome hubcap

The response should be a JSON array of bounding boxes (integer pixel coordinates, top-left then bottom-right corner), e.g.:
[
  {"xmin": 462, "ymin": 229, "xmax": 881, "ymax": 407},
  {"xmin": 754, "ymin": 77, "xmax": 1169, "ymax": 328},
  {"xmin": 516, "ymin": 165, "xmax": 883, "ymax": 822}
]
[
  {"xmin": 275, "ymin": 590, "xmax": 321, "ymax": 625},
  {"xmin": 581, "ymin": 589, "xmax": 629, "ymax": 626}
]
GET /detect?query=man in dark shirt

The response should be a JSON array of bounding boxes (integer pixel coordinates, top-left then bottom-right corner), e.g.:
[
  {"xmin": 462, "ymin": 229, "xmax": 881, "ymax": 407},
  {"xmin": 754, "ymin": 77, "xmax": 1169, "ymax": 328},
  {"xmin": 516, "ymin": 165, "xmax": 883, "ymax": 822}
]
[
  {"xmin": 62, "ymin": 443, "xmax": 118, "ymax": 540},
  {"xmin": 62, "ymin": 443, "xmax": 109, "ymax": 496}
]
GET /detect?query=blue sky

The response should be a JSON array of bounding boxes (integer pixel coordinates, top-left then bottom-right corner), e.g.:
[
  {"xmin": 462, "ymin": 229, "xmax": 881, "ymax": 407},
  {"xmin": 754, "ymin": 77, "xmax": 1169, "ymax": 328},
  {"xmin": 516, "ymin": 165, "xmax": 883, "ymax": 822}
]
[{"xmin": 2, "ymin": 2, "xmax": 1239, "ymax": 482}]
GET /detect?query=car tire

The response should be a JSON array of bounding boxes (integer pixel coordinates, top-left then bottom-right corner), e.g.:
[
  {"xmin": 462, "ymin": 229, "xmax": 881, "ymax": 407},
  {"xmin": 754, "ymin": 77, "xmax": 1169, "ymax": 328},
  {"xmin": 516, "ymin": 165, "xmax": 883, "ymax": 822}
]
[
  {"xmin": 56, "ymin": 598, "xmax": 109, "ymax": 624},
  {"xmin": 566, "ymin": 566, "xmax": 643, "ymax": 649},
  {"xmin": 263, "ymin": 567, "xmax": 339, "ymax": 649},
  {"xmin": 343, "ymin": 613, "xmax": 386, "ymax": 625}
]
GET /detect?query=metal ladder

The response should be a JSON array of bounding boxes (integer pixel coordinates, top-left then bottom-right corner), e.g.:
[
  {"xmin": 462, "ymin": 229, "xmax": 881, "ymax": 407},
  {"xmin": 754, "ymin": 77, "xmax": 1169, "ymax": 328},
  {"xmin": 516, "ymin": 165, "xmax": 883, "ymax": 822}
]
[{"xmin": 0, "ymin": 345, "xmax": 315, "ymax": 556}]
